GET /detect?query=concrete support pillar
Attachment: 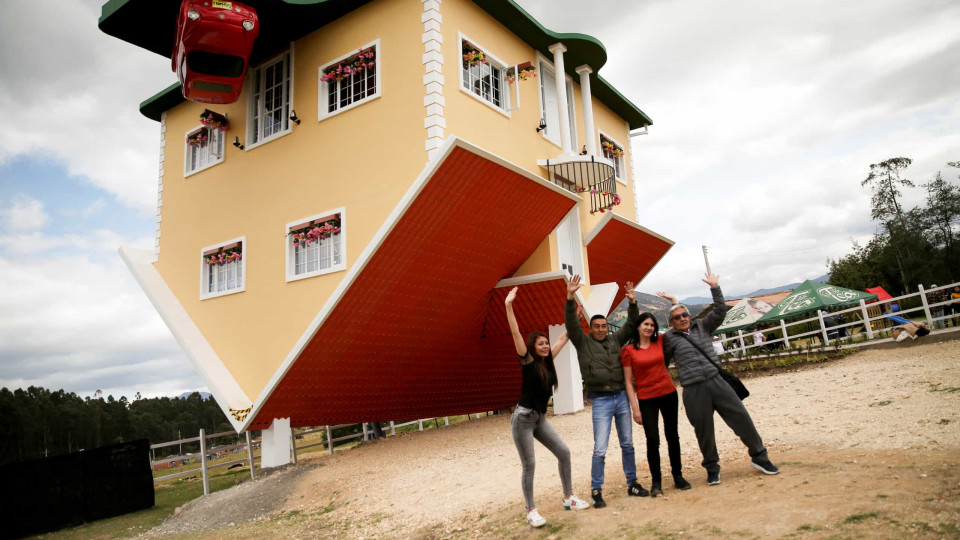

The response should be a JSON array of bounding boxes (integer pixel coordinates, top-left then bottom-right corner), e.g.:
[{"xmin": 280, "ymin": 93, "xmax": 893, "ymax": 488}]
[
  {"xmin": 260, "ymin": 417, "xmax": 292, "ymax": 469},
  {"xmin": 550, "ymin": 323, "xmax": 584, "ymax": 414},
  {"xmin": 548, "ymin": 43, "xmax": 572, "ymax": 156},
  {"xmin": 575, "ymin": 65, "xmax": 596, "ymax": 156}
]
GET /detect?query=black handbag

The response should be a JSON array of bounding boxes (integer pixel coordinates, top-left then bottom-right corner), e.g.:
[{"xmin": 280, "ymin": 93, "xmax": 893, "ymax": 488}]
[{"xmin": 675, "ymin": 332, "xmax": 750, "ymax": 400}]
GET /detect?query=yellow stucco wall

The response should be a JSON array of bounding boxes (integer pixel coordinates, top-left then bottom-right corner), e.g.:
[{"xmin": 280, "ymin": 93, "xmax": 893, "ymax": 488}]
[
  {"xmin": 156, "ymin": 0, "xmax": 426, "ymax": 399},
  {"xmin": 439, "ymin": 0, "xmax": 637, "ymax": 290},
  {"xmin": 152, "ymin": 0, "xmax": 644, "ymax": 401}
]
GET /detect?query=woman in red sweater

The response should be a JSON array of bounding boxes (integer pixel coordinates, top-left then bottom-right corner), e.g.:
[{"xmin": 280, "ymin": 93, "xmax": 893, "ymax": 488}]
[{"xmin": 621, "ymin": 312, "xmax": 691, "ymax": 496}]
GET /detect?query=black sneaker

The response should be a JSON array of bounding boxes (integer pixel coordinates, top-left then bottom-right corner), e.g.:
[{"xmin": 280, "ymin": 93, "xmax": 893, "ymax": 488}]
[
  {"xmin": 751, "ymin": 458, "xmax": 780, "ymax": 475},
  {"xmin": 707, "ymin": 470, "xmax": 721, "ymax": 485},
  {"xmin": 673, "ymin": 475, "xmax": 692, "ymax": 490},
  {"xmin": 650, "ymin": 480, "xmax": 662, "ymax": 497},
  {"xmin": 591, "ymin": 489, "xmax": 606, "ymax": 508},
  {"xmin": 627, "ymin": 481, "xmax": 649, "ymax": 497}
]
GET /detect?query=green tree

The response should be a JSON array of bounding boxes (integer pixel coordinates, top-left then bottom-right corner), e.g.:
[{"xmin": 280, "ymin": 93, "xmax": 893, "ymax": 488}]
[
  {"xmin": 922, "ymin": 170, "xmax": 960, "ymax": 280},
  {"xmin": 861, "ymin": 157, "xmax": 919, "ymax": 290}
]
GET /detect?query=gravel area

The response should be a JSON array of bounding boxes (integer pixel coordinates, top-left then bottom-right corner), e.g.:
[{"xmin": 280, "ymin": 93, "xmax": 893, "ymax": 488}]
[{"xmin": 153, "ymin": 339, "xmax": 960, "ymax": 539}]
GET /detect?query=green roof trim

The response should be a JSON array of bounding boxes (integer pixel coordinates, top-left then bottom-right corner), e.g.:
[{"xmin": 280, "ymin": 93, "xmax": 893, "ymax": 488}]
[{"xmin": 102, "ymin": 0, "xmax": 651, "ymax": 127}]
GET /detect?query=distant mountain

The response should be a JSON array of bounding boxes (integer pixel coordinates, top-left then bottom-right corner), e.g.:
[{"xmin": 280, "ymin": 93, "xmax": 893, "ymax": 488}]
[
  {"xmin": 607, "ymin": 292, "xmax": 709, "ymax": 329},
  {"xmin": 680, "ymin": 274, "xmax": 830, "ymax": 305},
  {"xmin": 178, "ymin": 391, "xmax": 213, "ymax": 400}
]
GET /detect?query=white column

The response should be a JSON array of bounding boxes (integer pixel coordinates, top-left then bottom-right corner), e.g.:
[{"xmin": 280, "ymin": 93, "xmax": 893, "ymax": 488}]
[
  {"xmin": 261, "ymin": 417, "xmax": 293, "ymax": 469},
  {"xmin": 550, "ymin": 323, "xmax": 584, "ymax": 414},
  {"xmin": 576, "ymin": 65, "xmax": 596, "ymax": 155},
  {"xmin": 548, "ymin": 43, "xmax": 573, "ymax": 156}
]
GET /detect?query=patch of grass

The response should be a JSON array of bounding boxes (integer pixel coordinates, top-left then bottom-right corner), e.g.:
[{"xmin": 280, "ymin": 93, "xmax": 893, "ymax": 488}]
[
  {"xmin": 844, "ymin": 512, "xmax": 879, "ymax": 524},
  {"xmin": 545, "ymin": 521, "xmax": 565, "ymax": 534},
  {"xmin": 868, "ymin": 400, "xmax": 892, "ymax": 407},
  {"xmin": 876, "ymin": 494, "xmax": 888, "ymax": 499},
  {"xmin": 910, "ymin": 521, "xmax": 935, "ymax": 532},
  {"xmin": 939, "ymin": 418, "xmax": 951, "ymax": 425},
  {"xmin": 797, "ymin": 523, "xmax": 824, "ymax": 531}
]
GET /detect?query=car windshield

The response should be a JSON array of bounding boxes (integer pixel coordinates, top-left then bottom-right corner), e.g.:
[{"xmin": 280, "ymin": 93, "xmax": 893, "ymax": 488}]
[{"xmin": 187, "ymin": 51, "xmax": 245, "ymax": 78}]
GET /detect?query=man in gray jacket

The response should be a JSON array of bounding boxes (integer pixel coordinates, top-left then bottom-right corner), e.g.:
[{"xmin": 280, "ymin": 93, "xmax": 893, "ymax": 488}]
[
  {"xmin": 565, "ymin": 275, "xmax": 646, "ymax": 508},
  {"xmin": 661, "ymin": 273, "xmax": 779, "ymax": 486}
]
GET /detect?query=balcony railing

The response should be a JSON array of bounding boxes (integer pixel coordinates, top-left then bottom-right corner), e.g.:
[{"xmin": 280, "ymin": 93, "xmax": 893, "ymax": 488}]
[{"xmin": 540, "ymin": 155, "xmax": 618, "ymax": 214}]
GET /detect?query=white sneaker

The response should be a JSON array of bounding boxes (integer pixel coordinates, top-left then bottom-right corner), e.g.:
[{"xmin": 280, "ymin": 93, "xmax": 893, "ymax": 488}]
[
  {"xmin": 563, "ymin": 494, "xmax": 590, "ymax": 510},
  {"xmin": 527, "ymin": 508, "xmax": 546, "ymax": 528}
]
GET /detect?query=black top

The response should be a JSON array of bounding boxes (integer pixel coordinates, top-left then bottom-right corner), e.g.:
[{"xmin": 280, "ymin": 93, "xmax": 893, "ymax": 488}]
[{"xmin": 517, "ymin": 354, "xmax": 553, "ymax": 414}]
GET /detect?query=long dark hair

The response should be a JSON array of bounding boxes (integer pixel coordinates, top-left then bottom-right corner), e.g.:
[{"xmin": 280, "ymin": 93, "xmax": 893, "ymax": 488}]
[
  {"xmin": 627, "ymin": 312, "xmax": 659, "ymax": 349},
  {"xmin": 525, "ymin": 331, "xmax": 558, "ymax": 390}
]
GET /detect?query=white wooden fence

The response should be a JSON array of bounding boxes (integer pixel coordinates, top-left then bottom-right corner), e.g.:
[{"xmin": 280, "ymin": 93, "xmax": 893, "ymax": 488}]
[{"xmin": 716, "ymin": 281, "xmax": 959, "ymax": 358}]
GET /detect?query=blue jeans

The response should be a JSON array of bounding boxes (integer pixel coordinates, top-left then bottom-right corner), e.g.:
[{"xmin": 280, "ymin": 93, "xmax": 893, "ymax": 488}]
[{"xmin": 589, "ymin": 390, "xmax": 636, "ymax": 490}]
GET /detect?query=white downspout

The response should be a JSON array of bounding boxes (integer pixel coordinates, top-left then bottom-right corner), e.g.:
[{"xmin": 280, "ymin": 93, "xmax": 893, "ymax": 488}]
[
  {"xmin": 548, "ymin": 42, "xmax": 573, "ymax": 156},
  {"xmin": 575, "ymin": 65, "xmax": 596, "ymax": 156}
]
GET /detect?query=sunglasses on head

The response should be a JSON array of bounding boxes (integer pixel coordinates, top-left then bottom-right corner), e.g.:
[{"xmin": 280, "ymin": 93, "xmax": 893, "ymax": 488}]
[{"xmin": 671, "ymin": 312, "xmax": 690, "ymax": 321}]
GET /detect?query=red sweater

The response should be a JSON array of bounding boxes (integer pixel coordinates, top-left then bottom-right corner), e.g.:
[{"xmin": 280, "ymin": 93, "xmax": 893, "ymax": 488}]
[{"xmin": 620, "ymin": 340, "xmax": 676, "ymax": 400}]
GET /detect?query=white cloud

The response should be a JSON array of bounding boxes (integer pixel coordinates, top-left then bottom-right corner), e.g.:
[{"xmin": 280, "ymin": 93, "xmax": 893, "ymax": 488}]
[
  {"xmin": 0, "ymin": 0, "xmax": 172, "ymax": 215},
  {"xmin": 0, "ymin": 194, "xmax": 49, "ymax": 231}
]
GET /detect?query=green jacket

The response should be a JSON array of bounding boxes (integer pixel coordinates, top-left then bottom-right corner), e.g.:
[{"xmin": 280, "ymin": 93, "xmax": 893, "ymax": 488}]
[{"xmin": 564, "ymin": 298, "xmax": 640, "ymax": 392}]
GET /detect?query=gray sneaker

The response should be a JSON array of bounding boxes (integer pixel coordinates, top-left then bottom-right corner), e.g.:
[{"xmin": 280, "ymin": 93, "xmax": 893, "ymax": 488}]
[{"xmin": 707, "ymin": 470, "xmax": 721, "ymax": 485}]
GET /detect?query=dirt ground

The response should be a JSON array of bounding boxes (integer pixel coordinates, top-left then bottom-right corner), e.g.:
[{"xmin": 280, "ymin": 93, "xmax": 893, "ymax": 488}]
[{"xmin": 152, "ymin": 340, "xmax": 960, "ymax": 539}]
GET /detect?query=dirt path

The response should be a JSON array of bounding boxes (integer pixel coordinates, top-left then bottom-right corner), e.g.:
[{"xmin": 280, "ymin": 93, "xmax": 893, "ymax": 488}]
[{"xmin": 153, "ymin": 340, "xmax": 960, "ymax": 539}]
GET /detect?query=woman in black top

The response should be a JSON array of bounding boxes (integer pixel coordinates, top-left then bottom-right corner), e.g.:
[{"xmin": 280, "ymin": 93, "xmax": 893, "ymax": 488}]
[{"xmin": 505, "ymin": 286, "xmax": 590, "ymax": 528}]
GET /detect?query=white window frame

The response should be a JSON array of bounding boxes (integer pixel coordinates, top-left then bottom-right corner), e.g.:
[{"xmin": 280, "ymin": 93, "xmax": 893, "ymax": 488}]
[
  {"xmin": 285, "ymin": 207, "xmax": 347, "ymax": 282},
  {"xmin": 458, "ymin": 33, "xmax": 511, "ymax": 117},
  {"xmin": 183, "ymin": 124, "xmax": 226, "ymax": 177},
  {"xmin": 598, "ymin": 129, "xmax": 627, "ymax": 185},
  {"xmin": 199, "ymin": 236, "xmax": 246, "ymax": 300},
  {"xmin": 318, "ymin": 39, "xmax": 381, "ymax": 121},
  {"xmin": 246, "ymin": 47, "xmax": 294, "ymax": 151},
  {"xmin": 555, "ymin": 207, "xmax": 586, "ymax": 279},
  {"xmin": 537, "ymin": 54, "xmax": 578, "ymax": 152}
]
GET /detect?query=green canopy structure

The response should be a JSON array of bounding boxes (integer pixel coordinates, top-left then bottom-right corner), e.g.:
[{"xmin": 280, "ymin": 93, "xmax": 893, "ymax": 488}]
[
  {"xmin": 755, "ymin": 280, "xmax": 878, "ymax": 325},
  {"xmin": 713, "ymin": 297, "xmax": 776, "ymax": 335}
]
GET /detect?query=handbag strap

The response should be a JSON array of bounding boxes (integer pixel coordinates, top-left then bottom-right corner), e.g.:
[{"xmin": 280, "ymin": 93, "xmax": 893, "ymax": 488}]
[{"xmin": 674, "ymin": 331, "xmax": 724, "ymax": 372}]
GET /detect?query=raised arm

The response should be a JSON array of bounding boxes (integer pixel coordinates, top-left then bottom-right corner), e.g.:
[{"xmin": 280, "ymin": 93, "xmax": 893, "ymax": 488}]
[
  {"xmin": 700, "ymin": 273, "xmax": 729, "ymax": 334},
  {"xmin": 613, "ymin": 281, "xmax": 640, "ymax": 346},
  {"xmin": 657, "ymin": 291, "xmax": 678, "ymax": 305},
  {"xmin": 550, "ymin": 331, "xmax": 569, "ymax": 358},
  {"xmin": 564, "ymin": 275, "xmax": 585, "ymax": 347},
  {"xmin": 504, "ymin": 287, "xmax": 527, "ymax": 357}
]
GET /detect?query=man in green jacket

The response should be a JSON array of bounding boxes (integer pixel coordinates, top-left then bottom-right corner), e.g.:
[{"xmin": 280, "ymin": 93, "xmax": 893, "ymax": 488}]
[{"xmin": 565, "ymin": 275, "xmax": 645, "ymax": 508}]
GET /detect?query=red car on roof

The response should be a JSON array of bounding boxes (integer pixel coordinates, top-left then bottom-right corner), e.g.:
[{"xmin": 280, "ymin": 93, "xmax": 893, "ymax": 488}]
[{"xmin": 172, "ymin": 0, "xmax": 259, "ymax": 104}]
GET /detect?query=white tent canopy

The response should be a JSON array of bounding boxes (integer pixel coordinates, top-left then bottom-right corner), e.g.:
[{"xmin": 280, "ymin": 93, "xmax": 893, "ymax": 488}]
[{"xmin": 715, "ymin": 297, "xmax": 775, "ymax": 334}]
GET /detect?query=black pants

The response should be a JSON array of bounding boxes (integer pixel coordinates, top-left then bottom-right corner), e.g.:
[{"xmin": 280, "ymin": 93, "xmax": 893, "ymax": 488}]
[
  {"xmin": 683, "ymin": 375, "xmax": 768, "ymax": 473},
  {"xmin": 637, "ymin": 390, "xmax": 682, "ymax": 482}
]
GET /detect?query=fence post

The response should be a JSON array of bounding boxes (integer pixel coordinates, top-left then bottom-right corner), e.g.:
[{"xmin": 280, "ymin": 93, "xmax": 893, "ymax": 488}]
[
  {"xmin": 418, "ymin": 419, "xmax": 424, "ymax": 432},
  {"xmin": 362, "ymin": 423, "xmax": 369, "ymax": 441},
  {"xmin": 737, "ymin": 330, "xmax": 746, "ymax": 357},
  {"xmin": 390, "ymin": 421, "xmax": 396, "ymax": 436},
  {"xmin": 199, "ymin": 428, "xmax": 210, "ymax": 496},
  {"xmin": 918, "ymin": 284, "xmax": 934, "ymax": 327},
  {"xmin": 290, "ymin": 431, "xmax": 298, "ymax": 465},
  {"xmin": 860, "ymin": 299, "xmax": 874, "ymax": 340},
  {"xmin": 326, "ymin": 425, "xmax": 334, "ymax": 455},
  {"xmin": 245, "ymin": 431, "xmax": 255, "ymax": 480},
  {"xmin": 444, "ymin": 417, "xmax": 449, "ymax": 426},
  {"xmin": 779, "ymin": 319, "xmax": 790, "ymax": 349},
  {"xmin": 817, "ymin": 310, "xmax": 829, "ymax": 345}
]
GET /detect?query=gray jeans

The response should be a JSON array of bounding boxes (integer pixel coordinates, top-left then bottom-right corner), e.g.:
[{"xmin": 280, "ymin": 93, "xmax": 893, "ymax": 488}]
[
  {"xmin": 682, "ymin": 374, "xmax": 768, "ymax": 473},
  {"xmin": 510, "ymin": 405, "xmax": 572, "ymax": 510}
]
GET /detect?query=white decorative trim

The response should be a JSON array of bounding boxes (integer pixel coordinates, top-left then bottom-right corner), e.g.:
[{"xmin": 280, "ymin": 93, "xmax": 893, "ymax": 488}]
[
  {"xmin": 583, "ymin": 211, "xmax": 675, "ymax": 248},
  {"xmin": 155, "ymin": 112, "xmax": 166, "ymax": 261},
  {"xmin": 119, "ymin": 246, "xmax": 251, "ymax": 432},
  {"xmin": 199, "ymin": 235, "xmax": 247, "ymax": 301},
  {"xmin": 284, "ymin": 207, "xmax": 347, "ymax": 283},
  {"xmin": 423, "ymin": 0, "xmax": 445, "ymax": 161},
  {"xmin": 458, "ymin": 32, "xmax": 512, "ymax": 119},
  {"xmin": 629, "ymin": 129, "xmax": 640, "ymax": 223},
  {"xmin": 318, "ymin": 39, "xmax": 382, "ymax": 122},
  {"xmin": 494, "ymin": 270, "xmax": 568, "ymax": 289},
  {"xmin": 242, "ymin": 137, "xmax": 582, "ymax": 431}
]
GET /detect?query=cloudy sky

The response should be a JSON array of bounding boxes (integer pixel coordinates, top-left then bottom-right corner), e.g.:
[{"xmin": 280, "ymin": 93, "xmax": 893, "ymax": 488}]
[{"xmin": 1, "ymin": 0, "xmax": 958, "ymax": 399}]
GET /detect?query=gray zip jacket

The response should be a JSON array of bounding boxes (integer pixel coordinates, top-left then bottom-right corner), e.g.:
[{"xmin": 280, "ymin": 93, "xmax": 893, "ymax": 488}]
[
  {"xmin": 663, "ymin": 287, "xmax": 729, "ymax": 386},
  {"xmin": 565, "ymin": 298, "xmax": 639, "ymax": 392}
]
